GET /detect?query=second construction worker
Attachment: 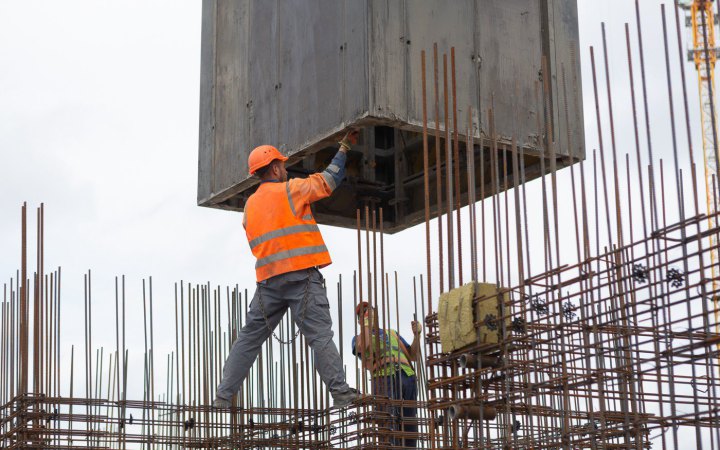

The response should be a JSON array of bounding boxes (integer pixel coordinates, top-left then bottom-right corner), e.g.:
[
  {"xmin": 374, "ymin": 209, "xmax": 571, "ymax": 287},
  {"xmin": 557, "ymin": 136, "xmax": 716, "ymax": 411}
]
[
  {"xmin": 352, "ymin": 301, "xmax": 421, "ymax": 448},
  {"xmin": 214, "ymin": 130, "xmax": 361, "ymax": 409}
]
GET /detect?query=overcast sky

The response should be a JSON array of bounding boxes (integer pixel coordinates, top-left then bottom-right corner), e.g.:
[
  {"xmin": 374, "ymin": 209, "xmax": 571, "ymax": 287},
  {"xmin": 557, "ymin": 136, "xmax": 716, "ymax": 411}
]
[{"xmin": 0, "ymin": 0, "xmax": 708, "ymax": 411}]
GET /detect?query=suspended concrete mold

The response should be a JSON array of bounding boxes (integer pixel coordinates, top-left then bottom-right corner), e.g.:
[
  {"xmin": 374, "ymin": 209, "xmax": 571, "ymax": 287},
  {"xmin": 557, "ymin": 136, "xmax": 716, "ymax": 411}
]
[{"xmin": 197, "ymin": 0, "xmax": 584, "ymax": 233}]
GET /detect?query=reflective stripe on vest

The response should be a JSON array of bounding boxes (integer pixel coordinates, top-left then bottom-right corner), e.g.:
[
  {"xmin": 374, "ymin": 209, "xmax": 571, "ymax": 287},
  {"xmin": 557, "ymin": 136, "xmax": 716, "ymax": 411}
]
[
  {"xmin": 371, "ymin": 330, "xmax": 415, "ymax": 377},
  {"xmin": 256, "ymin": 244, "xmax": 329, "ymax": 269},
  {"xmin": 285, "ymin": 183, "xmax": 297, "ymax": 216},
  {"xmin": 245, "ymin": 179, "xmax": 332, "ymax": 281},
  {"xmin": 249, "ymin": 224, "xmax": 320, "ymax": 249}
]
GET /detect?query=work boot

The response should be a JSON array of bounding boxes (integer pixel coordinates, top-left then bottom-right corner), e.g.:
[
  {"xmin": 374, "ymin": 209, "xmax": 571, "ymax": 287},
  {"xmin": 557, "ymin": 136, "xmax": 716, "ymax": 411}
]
[
  {"xmin": 332, "ymin": 388, "xmax": 361, "ymax": 409},
  {"xmin": 213, "ymin": 397, "xmax": 231, "ymax": 409}
]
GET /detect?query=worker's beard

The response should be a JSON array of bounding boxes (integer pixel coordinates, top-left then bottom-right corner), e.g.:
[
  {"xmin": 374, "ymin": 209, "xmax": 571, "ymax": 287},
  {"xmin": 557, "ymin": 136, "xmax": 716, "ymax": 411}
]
[{"xmin": 362, "ymin": 315, "xmax": 376, "ymax": 329}]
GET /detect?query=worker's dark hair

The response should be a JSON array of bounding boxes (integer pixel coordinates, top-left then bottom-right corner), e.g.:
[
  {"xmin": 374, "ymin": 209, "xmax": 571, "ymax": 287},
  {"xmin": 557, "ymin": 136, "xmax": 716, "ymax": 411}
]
[{"xmin": 254, "ymin": 160, "xmax": 276, "ymax": 179}]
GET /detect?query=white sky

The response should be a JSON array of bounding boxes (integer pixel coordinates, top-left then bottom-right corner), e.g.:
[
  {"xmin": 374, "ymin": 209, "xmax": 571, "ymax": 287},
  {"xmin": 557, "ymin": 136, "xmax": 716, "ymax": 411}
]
[{"xmin": 0, "ymin": 0, "xmax": 710, "ymax": 420}]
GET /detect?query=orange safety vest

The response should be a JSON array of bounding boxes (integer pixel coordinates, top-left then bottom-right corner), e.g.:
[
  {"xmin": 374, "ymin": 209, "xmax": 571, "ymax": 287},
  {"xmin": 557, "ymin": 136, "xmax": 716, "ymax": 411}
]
[{"xmin": 244, "ymin": 172, "xmax": 335, "ymax": 282}]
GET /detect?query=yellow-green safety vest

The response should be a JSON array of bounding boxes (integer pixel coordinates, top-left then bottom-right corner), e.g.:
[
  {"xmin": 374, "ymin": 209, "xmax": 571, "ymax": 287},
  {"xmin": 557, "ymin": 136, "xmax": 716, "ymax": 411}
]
[{"xmin": 368, "ymin": 330, "xmax": 415, "ymax": 378}]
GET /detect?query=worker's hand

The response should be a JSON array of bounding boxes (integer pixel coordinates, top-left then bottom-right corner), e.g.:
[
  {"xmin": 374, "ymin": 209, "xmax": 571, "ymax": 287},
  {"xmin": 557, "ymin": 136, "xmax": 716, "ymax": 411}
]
[
  {"xmin": 344, "ymin": 129, "xmax": 360, "ymax": 145},
  {"xmin": 339, "ymin": 129, "xmax": 360, "ymax": 152},
  {"xmin": 411, "ymin": 320, "xmax": 422, "ymax": 336}
]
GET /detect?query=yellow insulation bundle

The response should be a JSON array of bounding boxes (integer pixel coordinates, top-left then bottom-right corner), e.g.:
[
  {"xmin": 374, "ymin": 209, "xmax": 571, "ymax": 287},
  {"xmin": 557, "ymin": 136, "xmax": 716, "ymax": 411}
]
[{"xmin": 438, "ymin": 282, "xmax": 507, "ymax": 353}]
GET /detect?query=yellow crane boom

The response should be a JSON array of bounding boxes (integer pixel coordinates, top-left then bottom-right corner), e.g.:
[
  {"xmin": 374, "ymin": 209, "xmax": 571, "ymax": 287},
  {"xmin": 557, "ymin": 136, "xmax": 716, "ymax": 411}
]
[{"xmin": 683, "ymin": 0, "xmax": 720, "ymax": 299}]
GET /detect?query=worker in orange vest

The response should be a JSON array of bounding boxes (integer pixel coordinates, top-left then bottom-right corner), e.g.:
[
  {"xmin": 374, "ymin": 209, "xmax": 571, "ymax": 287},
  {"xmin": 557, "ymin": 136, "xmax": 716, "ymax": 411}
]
[{"xmin": 214, "ymin": 130, "xmax": 361, "ymax": 409}]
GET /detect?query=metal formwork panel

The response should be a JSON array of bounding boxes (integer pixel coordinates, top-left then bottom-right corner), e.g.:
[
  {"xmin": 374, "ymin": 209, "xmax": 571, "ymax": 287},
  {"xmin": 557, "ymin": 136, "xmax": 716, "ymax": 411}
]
[{"xmin": 198, "ymin": 0, "xmax": 584, "ymax": 232}]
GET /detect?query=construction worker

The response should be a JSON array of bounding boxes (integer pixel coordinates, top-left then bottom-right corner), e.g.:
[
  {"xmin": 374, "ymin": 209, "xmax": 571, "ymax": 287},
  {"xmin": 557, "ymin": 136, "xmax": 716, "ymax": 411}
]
[
  {"xmin": 352, "ymin": 301, "xmax": 421, "ymax": 448},
  {"xmin": 214, "ymin": 130, "xmax": 361, "ymax": 409}
]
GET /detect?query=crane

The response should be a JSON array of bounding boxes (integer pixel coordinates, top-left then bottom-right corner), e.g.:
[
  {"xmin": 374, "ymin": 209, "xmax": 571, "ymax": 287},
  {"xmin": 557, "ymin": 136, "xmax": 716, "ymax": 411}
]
[{"xmin": 681, "ymin": 0, "xmax": 720, "ymax": 301}]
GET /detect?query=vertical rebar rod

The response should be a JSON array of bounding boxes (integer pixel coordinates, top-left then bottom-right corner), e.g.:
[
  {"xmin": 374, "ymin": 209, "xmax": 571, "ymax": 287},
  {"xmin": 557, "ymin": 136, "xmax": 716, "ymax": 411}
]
[
  {"xmin": 451, "ymin": 47, "xmax": 463, "ymax": 286},
  {"xmin": 635, "ymin": 0, "xmax": 660, "ymax": 228},
  {"xmin": 422, "ymin": 50, "xmax": 432, "ymax": 312},
  {"xmin": 467, "ymin": 109, "xmax": 478, "ymax": 283},
  {"xmin": 434, "ymin": 43, "xmax": 444, "ymax": 296},
  {"xmin": 20, "ymin": 202, "xmax": 27, "ymax": 395},
  {"xmin": 444, "ymin": 53, "xmax": 455, "ymax": 290}
]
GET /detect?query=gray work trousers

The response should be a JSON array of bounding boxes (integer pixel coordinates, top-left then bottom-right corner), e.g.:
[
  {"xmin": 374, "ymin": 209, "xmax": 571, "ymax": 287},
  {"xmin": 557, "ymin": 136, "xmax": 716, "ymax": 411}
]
[{"xmin": 216, "ymin": 267, "xmax": 350, "ymax": 401}]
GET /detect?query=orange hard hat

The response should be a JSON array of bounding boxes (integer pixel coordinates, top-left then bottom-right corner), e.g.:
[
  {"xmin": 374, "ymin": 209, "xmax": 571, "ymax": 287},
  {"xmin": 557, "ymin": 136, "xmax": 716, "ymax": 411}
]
[{"xmin": 248, "ymin": 145, "xmax": 288, "ymax": 175}]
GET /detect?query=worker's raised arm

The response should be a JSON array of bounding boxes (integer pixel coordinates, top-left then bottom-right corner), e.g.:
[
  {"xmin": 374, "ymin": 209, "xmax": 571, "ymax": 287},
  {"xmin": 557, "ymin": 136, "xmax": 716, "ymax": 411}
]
[
  {"xmin": 408, "ymin": 320, "xmax": 422, "ymax": 360},
  {"xmin": 287, "ymin": 130, "xmax": 359, "ymax": 205}
]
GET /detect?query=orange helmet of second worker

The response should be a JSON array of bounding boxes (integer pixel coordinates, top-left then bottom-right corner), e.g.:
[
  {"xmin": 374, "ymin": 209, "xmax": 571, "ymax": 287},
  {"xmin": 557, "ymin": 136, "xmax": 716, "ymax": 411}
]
[{"xmin": 248, "ymin": 145, "xmax": 289, "ymax": 175}]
